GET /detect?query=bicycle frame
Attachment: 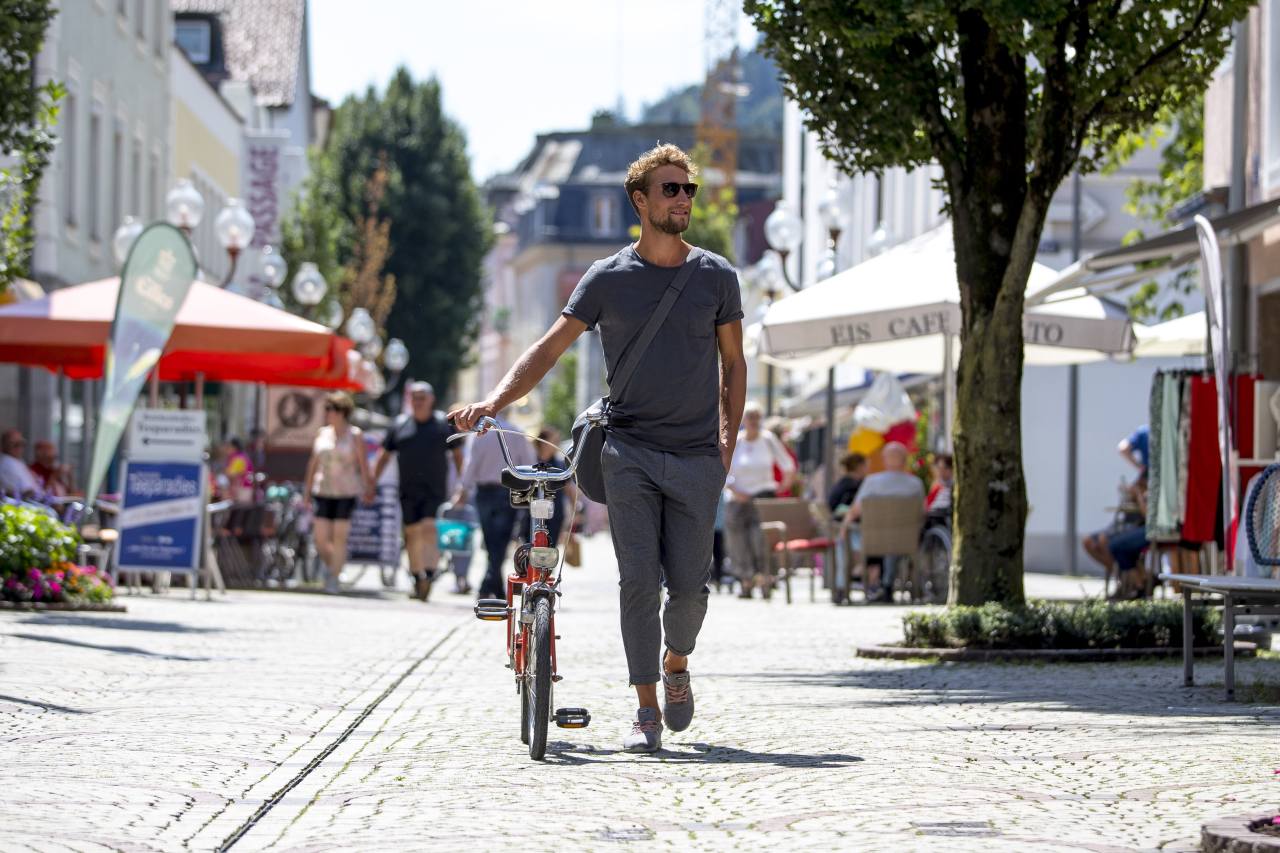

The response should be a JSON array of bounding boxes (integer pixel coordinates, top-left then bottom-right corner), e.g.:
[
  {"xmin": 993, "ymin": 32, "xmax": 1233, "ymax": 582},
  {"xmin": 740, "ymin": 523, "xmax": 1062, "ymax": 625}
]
[{"xmin": 461, "ymin": 415, "xmax": 601, "ymax": 690}]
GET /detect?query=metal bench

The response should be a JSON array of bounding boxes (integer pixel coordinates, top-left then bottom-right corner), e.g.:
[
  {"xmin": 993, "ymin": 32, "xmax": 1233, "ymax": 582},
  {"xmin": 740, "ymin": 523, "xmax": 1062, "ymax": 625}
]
[{"xmin": 1159, "ymin": 573, "xmax": 1280, "ymax": 700}]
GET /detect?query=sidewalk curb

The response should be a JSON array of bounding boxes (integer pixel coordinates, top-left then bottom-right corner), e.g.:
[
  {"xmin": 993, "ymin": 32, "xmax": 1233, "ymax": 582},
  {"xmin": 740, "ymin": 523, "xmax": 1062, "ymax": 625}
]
[{"xmin": 1202, "ymin": 814, "xmax": 1280, "ymax": 852}]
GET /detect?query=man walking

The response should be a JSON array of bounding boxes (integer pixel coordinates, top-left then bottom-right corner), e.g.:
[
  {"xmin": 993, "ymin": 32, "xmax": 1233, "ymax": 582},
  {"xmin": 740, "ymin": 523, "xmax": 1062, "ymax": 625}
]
[
  {"xmin": 371, "ymin": 381, "xmax": 462, "ymax": 601},
  {"xmin": 453, "ymin": 144, "xmax": 747, "ymax": 753},
  {"xmin": 451, "ymin": 414, "xmax": 535, "ymax": 600}
]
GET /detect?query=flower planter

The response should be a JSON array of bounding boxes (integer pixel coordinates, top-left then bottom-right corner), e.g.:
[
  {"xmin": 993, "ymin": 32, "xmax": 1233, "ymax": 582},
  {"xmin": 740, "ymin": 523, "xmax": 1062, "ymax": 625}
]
[
  {"xmin": 1202, "ymin": 814, "xmax": 1280, "ymax": 852},
  {"xmin": 857, "ymin": 642, "xmax": 1258, "ymax": 663}
]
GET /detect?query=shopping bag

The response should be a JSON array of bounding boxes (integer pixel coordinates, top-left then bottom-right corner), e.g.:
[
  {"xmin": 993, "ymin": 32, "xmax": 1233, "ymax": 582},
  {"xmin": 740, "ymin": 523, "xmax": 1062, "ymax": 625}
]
[{"xmin": 564, "ymin": 534, "xmax": 582, "ymax": 567}]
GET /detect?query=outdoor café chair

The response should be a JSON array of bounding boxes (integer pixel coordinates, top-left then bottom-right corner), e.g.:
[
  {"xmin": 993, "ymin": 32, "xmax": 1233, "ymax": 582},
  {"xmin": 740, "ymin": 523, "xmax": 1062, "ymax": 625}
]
[
  {"xmin": 755, "ymin": 497, "xmax": 834, "ymax": 604},
  {"xmin": 859, "ymin": 495, "xmax": 925, "ymax": 603}
]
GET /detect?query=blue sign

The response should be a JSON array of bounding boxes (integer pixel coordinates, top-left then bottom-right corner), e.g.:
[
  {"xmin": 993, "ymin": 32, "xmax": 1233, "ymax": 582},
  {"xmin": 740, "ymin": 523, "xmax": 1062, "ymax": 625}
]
[{"xmin": 118, "ymin": 460, "xmax": 205, "ymax": 573}]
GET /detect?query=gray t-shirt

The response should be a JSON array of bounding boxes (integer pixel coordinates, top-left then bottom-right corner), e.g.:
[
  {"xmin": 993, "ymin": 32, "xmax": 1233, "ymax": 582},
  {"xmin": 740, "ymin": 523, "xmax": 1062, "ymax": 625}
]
[
  {"xmin": 855, "ymin": 470, "xmax": 925, "ymax": 506},
  {"xmin": 563, "ymin": 245, "xmax": 743, "ymax": 456}
]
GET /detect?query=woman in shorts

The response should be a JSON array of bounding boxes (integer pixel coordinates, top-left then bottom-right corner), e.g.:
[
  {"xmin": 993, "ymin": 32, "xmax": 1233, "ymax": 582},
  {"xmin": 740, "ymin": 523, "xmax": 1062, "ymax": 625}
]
[{"xmin": 303, "ymin": 392, "xmax": 373, "ymax": 593}]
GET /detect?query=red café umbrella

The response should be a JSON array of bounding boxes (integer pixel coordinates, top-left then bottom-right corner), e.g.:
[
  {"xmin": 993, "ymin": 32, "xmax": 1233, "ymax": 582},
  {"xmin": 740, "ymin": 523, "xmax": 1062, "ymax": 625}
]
[{"xmin": 0, "ymin": 276, "xmax": 361, "ymax": 389}]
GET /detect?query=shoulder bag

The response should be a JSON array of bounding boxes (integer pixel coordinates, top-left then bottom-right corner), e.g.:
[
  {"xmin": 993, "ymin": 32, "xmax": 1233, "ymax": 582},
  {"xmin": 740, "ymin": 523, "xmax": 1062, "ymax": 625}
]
[{"xmin": 569, "ymin": 248, "xmax": 703, "ymax": 504}]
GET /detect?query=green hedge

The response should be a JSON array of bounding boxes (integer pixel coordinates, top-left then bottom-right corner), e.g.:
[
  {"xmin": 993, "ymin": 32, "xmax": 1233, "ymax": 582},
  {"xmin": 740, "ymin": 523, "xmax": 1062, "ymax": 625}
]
[{"xmin": 902, "ymin": 599, "xmax": 1221, "ymax": 650}]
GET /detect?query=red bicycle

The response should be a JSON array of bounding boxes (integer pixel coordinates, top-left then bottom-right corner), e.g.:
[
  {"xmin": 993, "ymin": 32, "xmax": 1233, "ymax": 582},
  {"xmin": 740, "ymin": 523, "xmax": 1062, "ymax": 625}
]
[{"xmin": 454, "ymin": 415, "xmax": 596, "ymax": 760}]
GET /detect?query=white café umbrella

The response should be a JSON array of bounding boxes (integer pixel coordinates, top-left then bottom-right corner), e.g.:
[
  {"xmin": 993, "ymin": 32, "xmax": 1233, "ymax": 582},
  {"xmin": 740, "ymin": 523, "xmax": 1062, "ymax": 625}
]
[
  {"xmin": 759, "ymin": 226, "xmax": 1135, "ymax": 373},
  {"xmin": 1133, "ymin": 310, "xmax": 1207, "ymax": 358}
]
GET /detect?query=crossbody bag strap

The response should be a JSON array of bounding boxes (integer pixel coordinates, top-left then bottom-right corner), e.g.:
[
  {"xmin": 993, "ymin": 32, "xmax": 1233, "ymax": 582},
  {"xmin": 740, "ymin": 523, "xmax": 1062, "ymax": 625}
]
[{"xmin": 609, "ymin": 248, "xmax": 703, "ymax": 401}]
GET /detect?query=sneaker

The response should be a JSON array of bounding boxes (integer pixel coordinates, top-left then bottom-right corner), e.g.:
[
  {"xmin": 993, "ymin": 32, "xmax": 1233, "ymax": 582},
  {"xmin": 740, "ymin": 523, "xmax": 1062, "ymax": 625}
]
[
  {"xmin": 622, "ymin": 707, "xmax": 662, "ymax": 753},
  {"xmin": 323, "ymin": 574, "xmax": 340, "ymax": 595},
  {"xmin": 662, "ymin": 670, "xmax": 694, "ymax": 732}
]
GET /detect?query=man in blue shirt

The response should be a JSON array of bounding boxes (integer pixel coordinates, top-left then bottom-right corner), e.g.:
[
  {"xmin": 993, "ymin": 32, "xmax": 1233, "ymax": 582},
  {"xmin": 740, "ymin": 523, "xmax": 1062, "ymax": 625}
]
[{"xmin": 1119, "ymin": 424, "xmax": 1150, "ymax": 476}]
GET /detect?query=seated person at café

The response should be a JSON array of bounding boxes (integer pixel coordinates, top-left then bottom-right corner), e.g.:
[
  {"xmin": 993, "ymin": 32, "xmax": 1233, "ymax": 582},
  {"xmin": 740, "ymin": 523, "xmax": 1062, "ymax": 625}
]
[
  {"xmin": 925, "ymin": 452, "xmax": 953, "ymax": 522},
  {"xmin": 841, "ymin": 442, "xmax": 925, "ymax": 603},
  {"xmin": 827, "ymin": 452, "xmax": 867, "ymax": 518},
  {"xmin": 1082, "ymin": 475, "xmax": 1145, "ymax": 579},
  {"xmin": 0, "ymin": 428, "xmax": 41, "ymax": 499},
  {"xmin": 29, "ymin": 440, "xmax": 72, "ymax": 497}
]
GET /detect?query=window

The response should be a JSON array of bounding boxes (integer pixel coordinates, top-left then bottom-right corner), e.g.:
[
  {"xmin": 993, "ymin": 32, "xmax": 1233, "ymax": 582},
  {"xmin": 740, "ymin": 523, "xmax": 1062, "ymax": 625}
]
[
  {"xmin": 62, "ymin": 91, "xmax": 77, "ymax": 227},
  {"xmin": 111, "ymin": 122, "xmax": 123, "ymax": 229},
  {"xmin": 88, "ymin": 108, "xmax": 102, "ymax": 240},
  {"xmin": 130, "ymin": 137, "xmax": 141, "ymax": 217},
  {"xmin": 174, "ymin": 19, "xmax": 211, "ymax": 63},
  {"xmin": 590, "ymin": 193, "xmax": 618, "ymax": 236},
  {"xmin": 135, "ymin": 0, "xmax": 145, "ymax": 40}
]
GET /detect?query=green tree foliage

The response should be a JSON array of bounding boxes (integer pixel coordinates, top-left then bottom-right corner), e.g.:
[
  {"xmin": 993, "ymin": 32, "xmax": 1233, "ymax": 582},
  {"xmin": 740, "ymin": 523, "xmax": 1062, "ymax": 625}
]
[
  {"xmin": 1105, "ymin": 94, "xmax": 1205, "ymax": 320},
  {"xmin": 0, "ymin": 0, "xmax": 60, "ymax": 291},
  {"xmin": 285, "ymin": 68, "xmax": 491, "ymax": 397},
  {"xmin": 748, "ymin": 0, "xmax": 1249, "ymax": 605},
  {"xmin": 542, "ymin": 350, "xmax": 578, "ymax": 437}
]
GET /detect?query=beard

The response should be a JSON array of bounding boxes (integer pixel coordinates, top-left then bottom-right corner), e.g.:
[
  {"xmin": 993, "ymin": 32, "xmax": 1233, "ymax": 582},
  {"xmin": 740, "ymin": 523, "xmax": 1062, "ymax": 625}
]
[{"xmin": 648, "ymin": 210, "xmax": 689, "ymax": 235}]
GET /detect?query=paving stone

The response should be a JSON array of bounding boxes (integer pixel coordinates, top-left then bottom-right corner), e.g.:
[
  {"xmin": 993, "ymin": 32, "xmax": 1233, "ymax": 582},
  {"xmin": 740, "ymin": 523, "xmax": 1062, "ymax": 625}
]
[{"xmin": 1, "ymin": 537, "xmax": 1277, "ymax": 851}]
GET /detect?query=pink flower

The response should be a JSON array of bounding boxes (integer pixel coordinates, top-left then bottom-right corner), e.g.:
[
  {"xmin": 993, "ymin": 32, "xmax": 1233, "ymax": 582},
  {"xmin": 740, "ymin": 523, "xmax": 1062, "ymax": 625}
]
[{"xmin": 47, "ymin": 582, "xmax": 61, "ymax": 596}]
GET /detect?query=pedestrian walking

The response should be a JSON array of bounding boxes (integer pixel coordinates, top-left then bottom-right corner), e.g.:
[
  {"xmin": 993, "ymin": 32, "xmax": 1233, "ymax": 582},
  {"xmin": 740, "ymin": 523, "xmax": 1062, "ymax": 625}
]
[
  {"xmin": 724, "ymin": 402, "xmax": 796, "ymax": 599},
  {"xmin": 450, "ymin": 415, "xmax": 535, "ymax": 600},
  {"xmin": 452, "ymin": 143, "xmax": 747, "ymax": 753},
  {"xmin": 371, "ymin": 381, "xmax": 462, "ymax": 601},
  {"xmin": 303, "ymin": 392, "xmax": 374, "ymax": 594},
  {"xmin": 533, "ymin": 427, "xmax": 577, "ymax": 546}
]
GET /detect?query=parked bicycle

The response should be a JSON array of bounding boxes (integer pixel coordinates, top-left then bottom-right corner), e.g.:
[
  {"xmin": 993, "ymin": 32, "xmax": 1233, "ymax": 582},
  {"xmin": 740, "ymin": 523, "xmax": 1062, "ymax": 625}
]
[{"xmin": 453, "ymin": 415, "xmax": 595, "ymax": 761}]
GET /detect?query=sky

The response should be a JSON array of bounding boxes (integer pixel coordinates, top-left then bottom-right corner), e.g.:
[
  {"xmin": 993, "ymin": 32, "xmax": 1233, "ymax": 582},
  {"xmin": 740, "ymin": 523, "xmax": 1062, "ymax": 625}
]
[{"xmin": 308, "ymin": 0, "xmax": 760, "ymax": 182}]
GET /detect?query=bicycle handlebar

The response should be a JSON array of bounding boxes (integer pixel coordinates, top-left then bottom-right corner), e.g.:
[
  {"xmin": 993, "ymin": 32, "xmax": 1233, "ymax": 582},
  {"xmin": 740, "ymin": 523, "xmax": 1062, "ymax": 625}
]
[{"xmin": 449, "ymin": 414, "xmax": 604, "ymax": 485}]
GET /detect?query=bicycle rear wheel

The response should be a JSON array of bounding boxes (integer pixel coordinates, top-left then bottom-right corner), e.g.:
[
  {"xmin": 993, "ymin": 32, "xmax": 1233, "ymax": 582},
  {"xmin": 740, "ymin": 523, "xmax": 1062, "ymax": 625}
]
[{"xmin": 525, "ymin": 596, "xmax": 552, "ymax": 760}]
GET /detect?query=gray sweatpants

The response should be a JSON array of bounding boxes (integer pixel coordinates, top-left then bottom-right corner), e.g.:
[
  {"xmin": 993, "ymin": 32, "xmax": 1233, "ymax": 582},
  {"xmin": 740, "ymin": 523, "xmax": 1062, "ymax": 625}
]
[{"xmin": 602, "ymin": 435, "xmax": 725, "ymax": 685}]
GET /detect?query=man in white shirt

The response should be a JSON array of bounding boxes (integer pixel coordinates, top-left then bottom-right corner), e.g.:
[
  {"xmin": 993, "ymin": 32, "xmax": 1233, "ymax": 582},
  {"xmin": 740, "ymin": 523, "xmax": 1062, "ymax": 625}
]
[
  {"xmin": 0, "ymin": 429, "xmax": 42, "ymax": 499},
  {"xmin": 724, "ymin": 402, "xmax": 795, "ymax": 598},
  {"xmin": 843, "ymin": 441, "xmax": 923, "ymax": 602}
]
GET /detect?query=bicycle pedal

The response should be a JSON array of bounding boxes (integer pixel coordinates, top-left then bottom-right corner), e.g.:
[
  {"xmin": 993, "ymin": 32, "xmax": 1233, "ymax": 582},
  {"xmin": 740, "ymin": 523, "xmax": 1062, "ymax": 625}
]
[
  {"xmin": 554, "ymin": 707, "xmax": 590, "ymax": 729},
  {"xmin": 473, "ymin": 599, "xmax": 510, "ymax": 622}
]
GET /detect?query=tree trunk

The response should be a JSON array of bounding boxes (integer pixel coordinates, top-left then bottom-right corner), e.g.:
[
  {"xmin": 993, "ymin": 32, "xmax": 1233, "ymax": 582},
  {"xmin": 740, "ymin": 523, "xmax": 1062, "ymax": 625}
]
[{"xmin": 947, "ymin": 198, "xmax": 1050, "ymax": 607}]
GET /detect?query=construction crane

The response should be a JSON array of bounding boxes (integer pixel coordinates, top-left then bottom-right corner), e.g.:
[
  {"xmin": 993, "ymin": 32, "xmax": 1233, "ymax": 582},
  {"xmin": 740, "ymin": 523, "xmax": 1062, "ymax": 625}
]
[{"xmin": 697, "ymin": 0, "xmax": 747, "ymax": 198}]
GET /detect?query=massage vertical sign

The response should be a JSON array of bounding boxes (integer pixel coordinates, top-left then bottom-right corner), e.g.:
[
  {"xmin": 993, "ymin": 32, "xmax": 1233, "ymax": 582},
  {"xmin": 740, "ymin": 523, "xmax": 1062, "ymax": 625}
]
[{"xmin": 83, "ymin": 223, "xmax": 198, "ymax": 508}]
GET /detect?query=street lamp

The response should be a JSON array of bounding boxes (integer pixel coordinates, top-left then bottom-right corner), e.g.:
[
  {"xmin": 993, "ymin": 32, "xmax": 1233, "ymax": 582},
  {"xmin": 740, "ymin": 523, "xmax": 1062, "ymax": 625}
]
[
  {"xmin": 384, "ymin": 338, "xmax": 410, "ymax": 372},
  {"xmin": 257, "ymin": 245, "xmax": 288, "ymax": 290},
  {"xmin": 361, "ymin": 335, "xmax": 383, "ymax": 360},
  {"xmin": 320, "ymin": 300, "xmax": 344, "ymax": 330},
  {"xmin": 213, "ymin": 198, "xmax": 255, "ymax": 286},
  {"xmin": 291, "ymin": 262, "xmax": 327, "ymax": 307},
  {"xmin": 818, "ymin": 184, "xmax": 850, "ymax": 247},
  {"xmin": 111, "ymin": 216, "xmax": 144, "ymax": 268},
  {"xmin": 165, "ymin": 179, "xmax": 205, "ymax": 233},
  {"xmin": 764, "ymin": 201, "xmax": 803, "ymax": 292},
  {"xmin": 345, "ymin": 307, "xmax": 376, "ymax": 345},
  {"xmin": 867, "ymin": 221, "xmax": 893, "ymax": 257}
]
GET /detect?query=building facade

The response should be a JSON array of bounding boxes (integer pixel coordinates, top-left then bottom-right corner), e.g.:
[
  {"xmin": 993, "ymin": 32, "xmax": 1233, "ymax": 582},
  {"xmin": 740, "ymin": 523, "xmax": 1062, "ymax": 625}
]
[
  {"xmin": 1203, "ymin": 1, "xmax": 1280, "ymax": 379},
  {"xmin": 2, "ymin": 0, "xmax": 175, "ymax": 461}
]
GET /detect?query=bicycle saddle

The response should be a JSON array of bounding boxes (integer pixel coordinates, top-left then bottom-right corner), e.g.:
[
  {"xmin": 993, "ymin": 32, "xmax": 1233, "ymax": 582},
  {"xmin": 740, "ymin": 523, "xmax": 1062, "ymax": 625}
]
[{"xmin": 501, "ymin": 466, "xmax": 570, "ymax": 492}]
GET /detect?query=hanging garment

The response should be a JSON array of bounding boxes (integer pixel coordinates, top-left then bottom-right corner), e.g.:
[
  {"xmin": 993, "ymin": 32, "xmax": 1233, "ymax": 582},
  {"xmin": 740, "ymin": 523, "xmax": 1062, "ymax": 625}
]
[
  {"xmin": 1175, "ymin": 376, "xmax": 1192, "ymax": 526},
  {"xmin": 1149, "ymin": 372, "xmax": 1183, "ymax": 539},
  {"xmin": 1182, "ymin": 375, "xmax": 1222, "ymax": 543}
]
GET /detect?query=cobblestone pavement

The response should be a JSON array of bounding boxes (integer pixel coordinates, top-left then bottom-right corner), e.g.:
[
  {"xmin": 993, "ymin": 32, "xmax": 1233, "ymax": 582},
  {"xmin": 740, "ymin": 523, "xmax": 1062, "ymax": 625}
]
[{"xmin": 2, "ymin": 537, "xmax": 1278, "ymax": 852}]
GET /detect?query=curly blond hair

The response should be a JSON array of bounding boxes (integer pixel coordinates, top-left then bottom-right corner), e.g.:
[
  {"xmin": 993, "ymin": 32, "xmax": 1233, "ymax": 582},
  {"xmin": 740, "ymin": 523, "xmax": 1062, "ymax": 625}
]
[{"xmin": 624, "ymin": 144, "xmax": 699, "ymax": 216}]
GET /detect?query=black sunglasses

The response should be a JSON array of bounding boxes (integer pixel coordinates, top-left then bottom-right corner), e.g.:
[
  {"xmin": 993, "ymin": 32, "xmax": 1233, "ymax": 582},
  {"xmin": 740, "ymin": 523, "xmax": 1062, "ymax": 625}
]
[{"xmin": 659, "ymin": 181, "xmax": 698, "ymax": 199}]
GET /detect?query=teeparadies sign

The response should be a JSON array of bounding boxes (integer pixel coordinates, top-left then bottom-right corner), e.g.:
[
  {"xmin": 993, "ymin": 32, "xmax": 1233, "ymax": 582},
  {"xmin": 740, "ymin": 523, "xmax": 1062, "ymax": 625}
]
[{"xmin": 84, "ymin": 224, "xmax": 198, "ymax": 508}]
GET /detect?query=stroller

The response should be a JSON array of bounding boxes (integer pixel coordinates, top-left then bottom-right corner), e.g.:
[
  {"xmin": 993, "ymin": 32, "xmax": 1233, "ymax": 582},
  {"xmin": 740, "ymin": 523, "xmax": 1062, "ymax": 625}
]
[{"xmin": 436, "ymin": 501, "xmax": 480, "ymax": 594}]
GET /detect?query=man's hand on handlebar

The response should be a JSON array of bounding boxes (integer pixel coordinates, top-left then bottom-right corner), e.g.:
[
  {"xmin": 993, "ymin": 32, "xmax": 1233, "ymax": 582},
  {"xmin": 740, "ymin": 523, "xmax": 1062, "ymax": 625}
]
[{"xmin": 448, "ymin": 400, "xmax": 498, "ymax": 432}]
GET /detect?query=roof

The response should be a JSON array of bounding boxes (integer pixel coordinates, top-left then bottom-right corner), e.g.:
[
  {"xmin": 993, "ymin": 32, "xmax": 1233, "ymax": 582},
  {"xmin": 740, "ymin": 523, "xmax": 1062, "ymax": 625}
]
[
  {"xmin": 171, "ymin": 0, "xmax": 305, "ymax": 108},
  {"xmin": 490, "ymin": 123, "xmax": 782, "ymax": 193}
]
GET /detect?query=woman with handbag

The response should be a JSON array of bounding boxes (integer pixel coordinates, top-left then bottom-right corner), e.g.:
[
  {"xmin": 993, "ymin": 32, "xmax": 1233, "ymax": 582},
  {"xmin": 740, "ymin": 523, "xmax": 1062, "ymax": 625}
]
[
  {"xmin": 302, "ymin": 392, "xmax": 373, "ymax": 594},
  {"xmin": 725, "ymin": 402, "xmax": 796, "ymax": 599}
]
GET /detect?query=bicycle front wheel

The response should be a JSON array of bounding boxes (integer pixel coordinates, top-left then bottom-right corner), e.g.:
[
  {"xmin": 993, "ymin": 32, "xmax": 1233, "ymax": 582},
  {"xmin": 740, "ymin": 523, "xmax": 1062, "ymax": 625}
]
[{"xmin": 525, "ymin": 596, "xmax": 553, "ymax": 760}]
